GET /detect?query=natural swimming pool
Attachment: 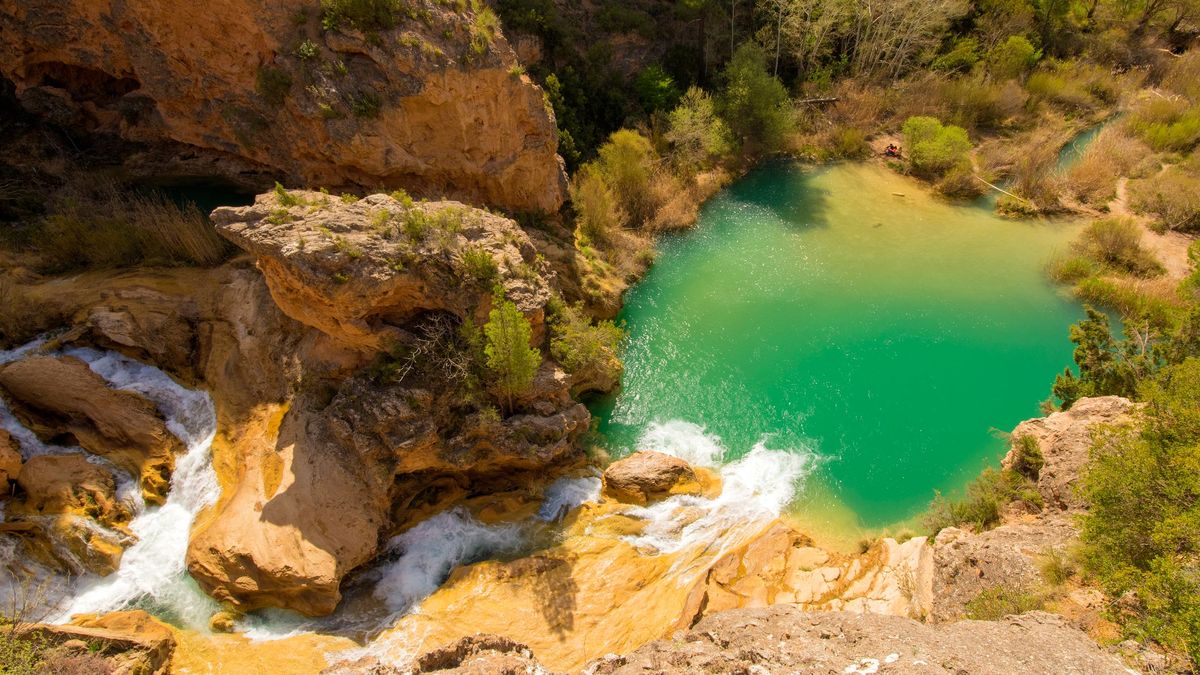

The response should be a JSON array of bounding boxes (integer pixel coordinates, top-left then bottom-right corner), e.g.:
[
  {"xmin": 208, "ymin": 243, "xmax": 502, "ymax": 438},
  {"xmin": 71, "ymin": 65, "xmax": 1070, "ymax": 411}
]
[{"xmin": 591, "ymin": 161, "xmax": 1086, "ymax": 535}]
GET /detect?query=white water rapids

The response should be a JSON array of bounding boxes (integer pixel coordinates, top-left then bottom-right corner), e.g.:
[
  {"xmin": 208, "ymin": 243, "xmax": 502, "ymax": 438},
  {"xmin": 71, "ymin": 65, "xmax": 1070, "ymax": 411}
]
[{"xmin": 1, "ymin": 338, "xmax": 816, "ymax": 656}]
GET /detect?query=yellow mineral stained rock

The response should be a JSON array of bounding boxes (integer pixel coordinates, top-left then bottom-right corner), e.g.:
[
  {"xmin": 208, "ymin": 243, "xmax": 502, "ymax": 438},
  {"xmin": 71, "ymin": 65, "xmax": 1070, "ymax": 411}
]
[
  {"xmin": 0, "ymin": 428, "xmax": 21, "ymax": 485},
  {"xmin": 0, "ymin": 355, "xmax": 182, "ymax": 503}
]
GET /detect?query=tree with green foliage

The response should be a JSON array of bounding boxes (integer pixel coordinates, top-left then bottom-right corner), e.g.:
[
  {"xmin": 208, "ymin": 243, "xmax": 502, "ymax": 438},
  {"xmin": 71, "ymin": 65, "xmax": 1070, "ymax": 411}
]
[
  {"xmin": 570, "ymin": 165, "xmax": 624, "ymax": 244},
  {"xmin": 987, "ymin": 35, "xmax": 1040, "ymax": 79},
  {"xmin": 720, "ymin": 43, "xmax": 793, "ymax": 153},
  {"xmin": 549, "ymin": 301, "xmax": 624, "ymax": 389},
  {"xmin": 1080, "ymin": 358, "xmax": 1200, "ymax": 662},
  {"xmin": 634, "ymin": 64, "xmax": 682, "ymax": 114},
  {"xmin": 484, "ymin": 297, "xmax": 542, "ymax": 413},
  {"xmin": 666, "ymin": 86, "xmax": 733, "ymax": 172},
  {"xmin": 595, "ymin": 130, "xmax": 657, "ymax": 226},
  {"xmin": 1051, "ymin": 306, "xmax": 1148, "ymax": 408},
  {"xmin": 901, "ymin": 116, "xmax": 973, "ymax": 178}
]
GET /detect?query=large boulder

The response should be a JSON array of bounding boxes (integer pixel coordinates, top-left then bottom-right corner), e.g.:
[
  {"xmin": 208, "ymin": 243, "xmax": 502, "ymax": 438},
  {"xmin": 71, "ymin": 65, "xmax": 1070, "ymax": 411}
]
[
  {"xmin": 601, "ymin": 451, "xmax": 704, "ymax": 506},
  {"xmin": 0, "ymin": 1, "xmax": 566, "ymax": 214},
  {"xmin": 213, "ymin": 192, "xmax": 552, "ymax": 354},
  {"xmin": 0, "ymin": 355, "xmax": 183, "ymax": 503},
  {"xmin": 1005, "ymin": 396, "xmax": 1136, "ymax": 511}
]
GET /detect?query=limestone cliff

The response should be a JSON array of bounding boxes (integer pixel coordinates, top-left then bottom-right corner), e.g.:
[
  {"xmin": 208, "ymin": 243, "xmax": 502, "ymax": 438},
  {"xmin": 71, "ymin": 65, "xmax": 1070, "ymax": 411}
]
[{"xmin": 0, "ymin": 0, "xmax": 566, "ymax": 213}]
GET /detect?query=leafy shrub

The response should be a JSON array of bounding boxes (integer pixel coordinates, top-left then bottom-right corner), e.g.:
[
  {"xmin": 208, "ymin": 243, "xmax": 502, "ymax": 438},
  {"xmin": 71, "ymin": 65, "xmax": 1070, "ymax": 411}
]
[
  {"xmin": 459, "ymin": 246, "xmax": 499, "ymax": 287},
  {"xmin": 720, "ymin": 43, "xmax": 794, "ymax": 154},
  {"xmin": 484, "ymin": 297, "xmax": 541, "ymax": 412},
  {"xmin": 1129, "ymin": 167, "xmax": 1200, "ymax": 233},
  {"xmin": 349, "ymin": 91, "xmax": 382, "ymax": 118},
  {"xmin": 595, "ymin": 130, "xmax": 656, "ymax": 226},
  {"xmin": 925, "ymin": 467, "xmax": 1035, "ymax": 534},
  {"xmin": 256, "ymin": 66, "xmax": 293, "ymax": 106},
  {"xmin": 931, "ymin": 37, "xmax": 981, "ymax": 73},
  {"xmin": 469, "ymin": 1, "xmax": 501, "ymax": 56},
  {"xmin": 402, "ymin": 210, "xmax": 430, "ymax": 241},
  {"xmin": 1010, "ymin": 434, "xmax": 1045, "ymax": 480},
  {"xmin": 965, "ymin": 586, "xmax": 1044, "ymax": 620},
  {"xmin": 295, "ymin": 39, "xmax": 320, "ymax": 60},
  {"xmin": 633, "ymin": 64, "xmax": 681, "ymax": 114},
  {"xmin": 1074, "ymin": 217, "xmax": 1163, "ymax": 277},
  {"xmin": 902, "ymin": 116, "xmax": 973, "ymax": 179},
  {"xmin": 1128, "ymin": 97, "xmax": 1200, "ymax": 153},
  {"xmin": 1046, "ymin": 253, "xmax": 1099, "ymax": 284},
  {"xmin": 1025, "ymin": 71, "xmax": 1094, "ymax": 111},
  {"xmin": 666, "ymin": 87, "xmax": 733, "ymax": 171},
  {"xmin": 549, "ymin": 301, "xmax": 623, "ymax": 384},
  {"xmin": 987, "ymin": 35, "xmax": 1039, "ymax": 80},
  {"xmin": 1080, "ymin": 359, "xmax": 1200, "ymax": 662},
  {"xmin": 830, "ymin": 127, "xmax": 870, "ymax": 159},
  {"xmin": 570, "ymin": 166, "xmax": 623, "ymax": 245},
  {"xmin": 321, "ymin": 0, "xmax": 399, "ymax": 31},
  {"xmin": 935, "ymin": 163, "xmax": 985, "ymax": 198}
]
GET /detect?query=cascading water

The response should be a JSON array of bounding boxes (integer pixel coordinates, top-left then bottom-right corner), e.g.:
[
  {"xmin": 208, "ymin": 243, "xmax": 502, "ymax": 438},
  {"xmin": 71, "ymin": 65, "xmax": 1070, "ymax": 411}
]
[
  {"xmin": 618, "ymin": 420, "xmax": 818, "ymax": 555},
  {"xmin": 0, "ymin": 340, "xmax": 221, "ymax": 629}
]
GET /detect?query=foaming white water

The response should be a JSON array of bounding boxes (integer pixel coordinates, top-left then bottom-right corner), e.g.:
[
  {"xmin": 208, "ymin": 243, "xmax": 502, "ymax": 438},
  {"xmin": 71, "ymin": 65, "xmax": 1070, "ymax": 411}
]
[
  {"xmin": 372, "ymin": 508, "xmax": 524, "ymax": 614},
  {"xmin": 45, "ymin": 348, "xmax": 222, "ymax": 629},
  {"xmin": 537, "ymin": 476, "xmax": 602, "ymax": 521},
  {"xmin": 619, "ymin": 421, "xmax": 817, "ymax": 555},
  {"xmin": 637, "ymin": 420, "xmax": 726, "ymax": 467}
]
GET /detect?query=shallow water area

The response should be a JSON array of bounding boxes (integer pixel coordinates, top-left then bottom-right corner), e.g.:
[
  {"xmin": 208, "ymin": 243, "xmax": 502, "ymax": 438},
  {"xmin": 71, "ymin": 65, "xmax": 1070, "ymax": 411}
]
[{"xmin": 593, "ymin": 161, "xmax": 1086, "ymax": 536}]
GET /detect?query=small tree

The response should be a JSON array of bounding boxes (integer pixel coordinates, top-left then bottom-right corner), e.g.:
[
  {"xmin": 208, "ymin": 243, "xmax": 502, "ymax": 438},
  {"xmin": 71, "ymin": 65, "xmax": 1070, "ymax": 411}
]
[
  {"xmin": 484, "ymin": 297, "xmax": 541, "ymax": 413},
  {"xmin": 570, "ymin": 165, "xmax": 624, "ymax": 245},
  {"xmin": 987, "ymin": 35, "xmax": 1040, "ymax": 80},
  {"xmin": 596, "ymin": 130, "xmax": 657, "ymax": 226},
  {"xmin": 1051, "ymin": 305, "xmax": 1146, "ymax": 409},
  {"xmin": 720, "ymin": 43, "xmax": 793, "ymax": 153},
  {"xmin": 666, "ymin": 86, "xmax": 733, "ymax": 172}
]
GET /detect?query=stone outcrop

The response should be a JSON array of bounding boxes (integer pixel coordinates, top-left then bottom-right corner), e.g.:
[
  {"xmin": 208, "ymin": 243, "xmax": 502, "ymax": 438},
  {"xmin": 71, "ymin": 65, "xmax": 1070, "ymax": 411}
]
[
  {"xmin": 601, "ymin": 451, "xmax": 704, "ymax": 506},
  {"xmin": 26, "ymin": 610, "xmax": 176, "ymax": 675},
  {"xmin": 0, "ymin": 0, "xmax": 566, "ymax": 213},
  {"xmin": 325, "ymin": 634, "xmax": 546, "ymax": 675},
  {"xmin": 930, "ymin": 517, "xmax": 1078, "ymax": 622},
  {"xmin": 213, "ymin": 190, "xmax": 552, "ymax": 354},
  {"xmin": 583, "ymin": 607, "xmax": 1133, "ymax": 675},
  {"xmin": 1005, "ymin": 395, "xmax": 1136, "ymax": 511},
  {"xmin": 0, "ymin": 355, "xmax": 182, "ymax": 502},
  {"xmin": 0, "ymin": 428, "xmax": 20, "ymax": 485}
]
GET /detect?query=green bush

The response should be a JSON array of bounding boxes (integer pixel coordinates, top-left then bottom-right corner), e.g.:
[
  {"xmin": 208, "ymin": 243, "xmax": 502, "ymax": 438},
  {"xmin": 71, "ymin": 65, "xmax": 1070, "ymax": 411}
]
[
  {"xmin": 459, "ymin": 246, "xmax": 499, "ymax": 287},
  {"xmin": 256, "ymin": 66, "xmax": 293, "ymax": 106},
  {"xmin": 321, "ymin": 0, "xmax": 400, "ymax": 31},
  {"xmin": 987, "ymin": 35, "xmax": 1040, "ymax": 79},
  {"xmin": 665, "ymin": 87, "xmax": 733, "ymax": 171},
  {"xmin": 1010, "ymin": 435, "xmax": 1045, "ymax": 480},
  {"xmin": 902, "ymin": 116, "xmax": 973, "ymax": 179},
  {"xmin": 549, "ymin": 301, "xmax": 623, "ymax": 383},
  {"xmin": 484, "ymin": 297, "xmax": 542, "ymax": 412},
  {"xmin": 830, "ymin": 127, "xmax": 870, "ymax": 159},
  {"xmin": 720, "ymin": 43, "xmax": 794, "ymax": 154},
  {"xmin": 633, "ymin": 64, "xmax": 681, "ymax": 114},
  {"xmin": 931, "ymin": 37, "xmax": 981, "ymax": 73},
  {"xmin": 965, "ymin": 586, "xmax": 1044, "ymax": 620},
  {"xmin": 925, "ymin": 467, "xmax": 1035, "ymax": 534},
  {"xmin": 595, "ymin": 130, "xmax": 656, "ymax": 226},
  {"xmin": 1129, "ymin": 168, "xmax": 1200, "ymax": 233},
  {"xmin": 570, "ymin": 165, "xmax": 623, "ymax": 244},
  {"xmin": 1129, "ymin": 99, "xmax": 1200, "ymax": 153},
  {"xmin": 1047, "ymin": 253, "xmax": 1100, "ymax": 284},
  {"xmin": 1080, "ymin": 358, "xmax": 1200, "ymax": 662},
  {"xmin": 1074, "ymin": 217, "xmax": 1163, "ymax": 277}
]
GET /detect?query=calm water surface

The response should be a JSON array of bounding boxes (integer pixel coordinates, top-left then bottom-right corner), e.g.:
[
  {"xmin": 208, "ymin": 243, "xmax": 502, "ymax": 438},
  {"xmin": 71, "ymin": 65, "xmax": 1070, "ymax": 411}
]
[{"xmin": 592, "ymin": 162, "xmax": 1085, "ymax": 531}]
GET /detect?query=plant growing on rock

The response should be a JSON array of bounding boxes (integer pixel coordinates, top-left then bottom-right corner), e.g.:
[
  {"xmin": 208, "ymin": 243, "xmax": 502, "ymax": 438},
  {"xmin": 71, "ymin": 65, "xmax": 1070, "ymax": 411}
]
[
  {"xmin": 255, "ymin": 66, "xmax": 293, "ymax": 106},
  {"xmin": 549, "ymin": 301, "xmax": 623, "ymax": 386},
  {"xmin": 484, "ymin": 297, "xmax": 541, "ymax": 413},
  {"xmin": 459, "ymin": 246, "xmax": 499, "ymax": 287}
]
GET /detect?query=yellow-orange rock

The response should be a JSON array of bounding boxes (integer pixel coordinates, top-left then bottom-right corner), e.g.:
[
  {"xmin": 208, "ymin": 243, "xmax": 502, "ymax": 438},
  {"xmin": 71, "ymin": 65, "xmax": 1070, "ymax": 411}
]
[
  {"xmin": 0, "ymin": 355, "xmax": 182, "ymax": 503},
  {"xmin": 15, "ymin": 454, "xmax": 128, "ymax": 527},
  {"xmin": 0, "ymin": 429, "xmax": 21, "ymax": 485},
  {"xmin": 0, "ymin": 0, "xmax": 566, "ymax": 214},
  {"xmin": 601, "ymin": 450, "xmax": 704, "ymax": 506}
]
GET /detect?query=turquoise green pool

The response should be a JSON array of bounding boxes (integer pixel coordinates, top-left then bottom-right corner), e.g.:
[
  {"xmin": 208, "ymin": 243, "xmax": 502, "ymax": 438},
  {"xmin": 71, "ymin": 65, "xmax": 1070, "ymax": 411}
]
[{"xmin": 591, "ymin": 162, "xmax": 1085, "ymax": 532}]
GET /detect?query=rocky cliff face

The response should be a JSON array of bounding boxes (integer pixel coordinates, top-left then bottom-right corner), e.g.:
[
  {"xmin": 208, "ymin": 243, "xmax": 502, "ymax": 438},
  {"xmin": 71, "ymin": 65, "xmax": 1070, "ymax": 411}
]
[{"xmin": 0, "ymin": 0, "xmax": 566, "ymax": 213}]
